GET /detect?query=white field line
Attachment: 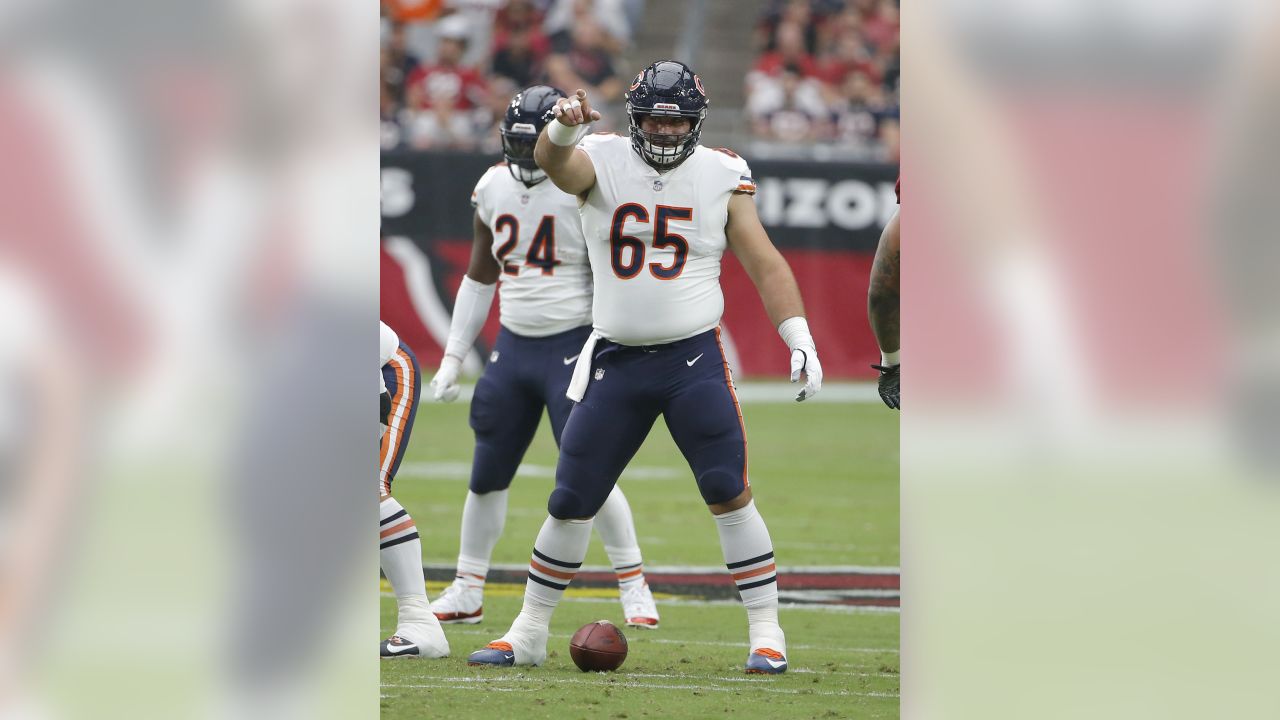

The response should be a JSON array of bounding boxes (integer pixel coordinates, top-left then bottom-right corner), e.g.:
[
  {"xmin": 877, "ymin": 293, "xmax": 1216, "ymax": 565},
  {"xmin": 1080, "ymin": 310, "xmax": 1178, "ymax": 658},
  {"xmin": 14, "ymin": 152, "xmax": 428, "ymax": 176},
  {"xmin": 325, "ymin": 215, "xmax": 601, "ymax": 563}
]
[
  {"xmin": 381, "ymin": 590, "xmax": 899, "ymax": 614},
  {"xmin": 427, "ymin": 562, "xmax": 901, "ymax": 576},
  {"xmin": 432, "ymin": 626, "xmax": 898, "ymax": 654},
  {"xmin": 381, "ymin": 678, "xmax": 899, "ymax": 699},
  {"xmin": 431, "ymin": 381, "xmax": 882, "ymax": 405}
]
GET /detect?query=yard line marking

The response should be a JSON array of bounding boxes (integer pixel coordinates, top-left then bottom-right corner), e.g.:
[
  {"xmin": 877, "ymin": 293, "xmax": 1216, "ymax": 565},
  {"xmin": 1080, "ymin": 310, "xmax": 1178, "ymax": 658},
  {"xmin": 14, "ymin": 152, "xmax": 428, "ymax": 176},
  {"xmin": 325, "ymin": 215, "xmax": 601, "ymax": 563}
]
[{"xmin": 381, "ymin": 679, "xmax": 899, "ymax": 699}]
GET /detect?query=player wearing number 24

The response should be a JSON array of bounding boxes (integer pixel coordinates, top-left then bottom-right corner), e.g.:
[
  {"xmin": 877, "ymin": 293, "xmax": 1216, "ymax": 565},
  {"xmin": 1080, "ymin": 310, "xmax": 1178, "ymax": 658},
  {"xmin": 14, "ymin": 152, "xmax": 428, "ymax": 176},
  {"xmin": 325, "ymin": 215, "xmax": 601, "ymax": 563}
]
[{"xmin": 466, "ymin": 61, "xmax": 823, "ymax": 675}]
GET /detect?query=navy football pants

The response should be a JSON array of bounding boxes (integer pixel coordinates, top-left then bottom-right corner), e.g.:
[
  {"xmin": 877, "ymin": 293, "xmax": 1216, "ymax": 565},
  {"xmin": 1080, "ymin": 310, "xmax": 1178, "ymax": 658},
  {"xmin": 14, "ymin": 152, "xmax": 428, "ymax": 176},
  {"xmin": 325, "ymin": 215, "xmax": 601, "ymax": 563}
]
[
  {"xmin": 549, "ymin": 327, "xmax": 748, "ymax": 520},
  {"xmin": 468, "ymin": 325, "xmax": 593, "ymax": 493}
]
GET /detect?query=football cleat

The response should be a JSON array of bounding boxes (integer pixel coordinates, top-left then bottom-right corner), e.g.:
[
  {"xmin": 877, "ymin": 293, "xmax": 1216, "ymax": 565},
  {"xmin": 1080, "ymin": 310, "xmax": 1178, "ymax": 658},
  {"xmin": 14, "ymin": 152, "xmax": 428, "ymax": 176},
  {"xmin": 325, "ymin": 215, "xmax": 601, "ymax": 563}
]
[
  {"xmin": 380, "ymin": 632, "xmax": 449, "ymax": 659},
  {"xmin": 466, "ymin": 641, "xmax": 516, "ymax": 667},
  {"xmin": 745, "ymin": 647, "xmax": 788, "ymax": 675},
  {"xmin": 380, "ymin": 635, "xmax": 421, "ymax": 658},
  {"xmin": 431, "ymin": 579, "xmax": 484, "ymax": 624},
  {"xmin": 620, "ymin": 583, "xmax": 660, "ymax": 629}
]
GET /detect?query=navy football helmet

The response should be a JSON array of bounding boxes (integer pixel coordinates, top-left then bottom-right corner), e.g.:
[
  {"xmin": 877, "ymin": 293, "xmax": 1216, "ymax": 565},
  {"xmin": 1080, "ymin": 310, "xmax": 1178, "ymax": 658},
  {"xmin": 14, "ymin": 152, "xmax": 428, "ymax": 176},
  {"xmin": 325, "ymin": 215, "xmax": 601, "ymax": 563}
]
[
  {"xmin": 500, "ymin": 85, "xmax": 567, "ymax": 186},
  {"xmin": 624, "ymin": 60, "xmax": 708, "ymax": 170}
]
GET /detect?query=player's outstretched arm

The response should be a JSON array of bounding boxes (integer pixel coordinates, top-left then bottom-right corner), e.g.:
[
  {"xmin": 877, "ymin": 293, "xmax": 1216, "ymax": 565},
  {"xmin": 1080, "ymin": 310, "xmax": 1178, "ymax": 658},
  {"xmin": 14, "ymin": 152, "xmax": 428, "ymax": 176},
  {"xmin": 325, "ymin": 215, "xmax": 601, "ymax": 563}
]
[
  {"xmin": 868, "ymin": 207, "xmax": 900, "ymax": 409},
  {"xmin": 430, "ymin": 212, "xmax": 500, "ymax": 402},
  {"xmin": 533, "ymin": 89, "xmax": 599, "ymax": 199},
  {"xmin": 726, "ymin": 192, "xmax": 824, "ymax": 401}
]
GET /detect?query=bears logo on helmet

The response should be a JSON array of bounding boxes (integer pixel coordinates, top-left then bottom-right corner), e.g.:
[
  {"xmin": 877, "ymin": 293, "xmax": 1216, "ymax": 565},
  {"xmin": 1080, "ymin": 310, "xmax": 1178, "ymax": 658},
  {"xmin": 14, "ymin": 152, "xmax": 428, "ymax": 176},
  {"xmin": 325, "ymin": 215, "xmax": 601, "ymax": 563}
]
[
  {"xmin": 500, "ymin": 85, "xmax": 567, "ymax": 187},
  {"xmin": 624, "ymin": 60, "xmax": 708, "ymax": 171}
]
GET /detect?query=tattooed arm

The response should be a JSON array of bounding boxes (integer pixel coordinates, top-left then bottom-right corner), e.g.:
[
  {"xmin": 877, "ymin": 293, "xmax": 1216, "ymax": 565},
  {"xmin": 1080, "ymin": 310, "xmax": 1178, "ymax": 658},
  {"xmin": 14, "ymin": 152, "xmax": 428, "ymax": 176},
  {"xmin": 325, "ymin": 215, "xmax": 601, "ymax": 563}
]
[{"xmin": 868, "ymin": 207, "xmax": 901, "ymax": 356}]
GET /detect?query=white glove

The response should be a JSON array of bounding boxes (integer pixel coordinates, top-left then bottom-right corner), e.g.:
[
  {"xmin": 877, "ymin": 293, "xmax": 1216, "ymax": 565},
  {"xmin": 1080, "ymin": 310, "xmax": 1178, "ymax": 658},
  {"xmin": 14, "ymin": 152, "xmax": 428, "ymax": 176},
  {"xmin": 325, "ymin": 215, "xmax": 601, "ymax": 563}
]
[
  {"xmin": 789, "ymin": 345, "xmax": 823, "ymax": 402},
  {"xmin": 778, "ymin": 317, "xmax": 823, "ymax": 402},
  {"xmin": 430, "ymin": 355, "xmax": 462, "ymax": 402}
]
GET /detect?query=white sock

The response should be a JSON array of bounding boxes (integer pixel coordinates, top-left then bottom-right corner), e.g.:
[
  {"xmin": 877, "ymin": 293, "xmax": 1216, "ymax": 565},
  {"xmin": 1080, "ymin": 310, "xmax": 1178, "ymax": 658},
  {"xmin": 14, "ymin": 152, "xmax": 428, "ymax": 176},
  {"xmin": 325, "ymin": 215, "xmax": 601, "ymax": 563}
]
[
  {"xmin": 595, "ymin": 485, "xmax": 646, "ymax": 590},
  {"xmin": 714, "ymin": 500, "xmax": 784, "ymax": 651},
  {"xmin": 380, "ymin": 497, "xmax": 432, "ymax": 628},
  {"xmin": 456, "ymin": 489, "xmax": 508, "ymax": 587},
  {"xmin": 509, "ymin": 515, "xmax": 592, "ymax": 637}
]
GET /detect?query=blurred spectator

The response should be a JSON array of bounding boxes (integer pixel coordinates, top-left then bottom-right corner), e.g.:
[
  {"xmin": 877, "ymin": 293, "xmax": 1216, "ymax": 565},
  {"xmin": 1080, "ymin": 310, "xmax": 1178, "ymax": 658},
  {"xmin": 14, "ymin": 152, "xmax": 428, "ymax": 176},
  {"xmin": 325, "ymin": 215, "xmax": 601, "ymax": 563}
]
[
  {"xmin": 492, "ymin": 0, "xmax": 552, "ymax": 88},
  {"xmin": 829, "ymin": 71, "xmax": 895, "ymax": 151},
  {"xmin": 545, "ymin": 0, "xmax": 631, "ymax": 56},
  {"xmin": 400, "ymin": 14, "xmax": 490, "ymax": 149},
  {"xmin": 404, "ymin": 16, "xmax": 488, "ymax": 112},
  {"xmin": 749, "ymin": 64, "xmax": 831, "ymax": 143},
  {"xmin": 382, "ymin": 23, "xmax": 422, "ymax": 109},
  {"xmin": 406, "ymin": 85, "xmax": 483, "ymax": 150},
  {"xmin": 816, "ymin": 32, "xmax": 879, "ymax": 89},
  {"xmin": 754, "ymin": 22, "xmax": 819, "ymax": 78},
  {"xmin": 545, "ymin": 18, "xmax": 622, "ymax": 110},
  {"xmin": 860, "ymin": 0, "xmax": 899, "ymax": 53}
]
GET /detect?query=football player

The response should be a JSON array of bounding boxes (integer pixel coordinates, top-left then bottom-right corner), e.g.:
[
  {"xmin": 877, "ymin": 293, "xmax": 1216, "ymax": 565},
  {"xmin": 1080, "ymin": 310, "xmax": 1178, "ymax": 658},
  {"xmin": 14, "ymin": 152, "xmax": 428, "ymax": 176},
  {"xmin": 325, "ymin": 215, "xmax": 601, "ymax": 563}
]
[
  {"xmin": 379, "ymin": 320, "xmax": 450, "ymax": 658},
  {"xmin": 427, "ymin": 86, "xmax": 660, "ymax": 630},
  {"xmin": 467, "ymin": 61, "xmax": 823, "ymax": 675},
  {"xmin": 868, "ymin": 179, "xmax": 900, "ymax": 409}
]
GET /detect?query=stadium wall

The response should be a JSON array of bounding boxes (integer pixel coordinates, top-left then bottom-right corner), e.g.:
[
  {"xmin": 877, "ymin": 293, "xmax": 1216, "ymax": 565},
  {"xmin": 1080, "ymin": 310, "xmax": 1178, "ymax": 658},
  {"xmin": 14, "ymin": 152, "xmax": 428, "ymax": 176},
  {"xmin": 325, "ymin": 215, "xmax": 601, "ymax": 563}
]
[{"xmin": 381, "ymin": 150, "xmax": 897, "ymax": 378}]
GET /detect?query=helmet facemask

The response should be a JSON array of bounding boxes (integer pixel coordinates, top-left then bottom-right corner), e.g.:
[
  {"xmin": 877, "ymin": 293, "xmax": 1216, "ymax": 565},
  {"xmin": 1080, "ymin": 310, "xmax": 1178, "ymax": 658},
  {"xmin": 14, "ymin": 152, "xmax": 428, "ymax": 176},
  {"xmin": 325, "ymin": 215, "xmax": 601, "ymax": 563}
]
[
  {"xmin": 628, "ymin": 107, "xmax": 704, "ymax": 170},
  {"xmin": 500, "ymin": 125, "xmax": 547, "ymax": 186}
]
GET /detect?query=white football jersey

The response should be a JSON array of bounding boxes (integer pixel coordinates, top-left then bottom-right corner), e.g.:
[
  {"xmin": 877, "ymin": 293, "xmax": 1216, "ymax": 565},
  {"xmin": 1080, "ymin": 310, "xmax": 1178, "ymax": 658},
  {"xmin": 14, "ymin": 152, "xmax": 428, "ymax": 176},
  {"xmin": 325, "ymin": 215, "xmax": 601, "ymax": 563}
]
[
  {"xmin": 577, "ymin": 133, "xmax": 756, "ymax": 345},
  {"xmin": 379, "ymin": 320, "xmax": 399, "ymax": 395},
  {"xmin": 471, "ymin": 164, "xmax": 592, "ymax": 337}
]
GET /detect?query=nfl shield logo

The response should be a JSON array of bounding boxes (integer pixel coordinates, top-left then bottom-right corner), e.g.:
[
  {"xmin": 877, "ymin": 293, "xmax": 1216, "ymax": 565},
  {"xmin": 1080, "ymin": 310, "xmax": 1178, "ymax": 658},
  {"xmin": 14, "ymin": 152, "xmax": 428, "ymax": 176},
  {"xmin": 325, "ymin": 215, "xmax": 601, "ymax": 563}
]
[
  {"xmin": 594, "ymin": 368, "xmax": 605, "ymax": 381},
  {"xmin": 490, "ymin": 351, "xmax": 500, "ymax": 363}
]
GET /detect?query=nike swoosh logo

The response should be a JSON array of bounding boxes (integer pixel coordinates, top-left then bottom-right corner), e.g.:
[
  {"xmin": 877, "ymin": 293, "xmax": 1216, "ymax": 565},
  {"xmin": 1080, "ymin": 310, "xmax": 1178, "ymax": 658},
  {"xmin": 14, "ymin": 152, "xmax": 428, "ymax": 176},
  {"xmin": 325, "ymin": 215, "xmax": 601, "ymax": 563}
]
[
  {"xmin": 563, "ymin": 355, "xmax": 580, "ymax": 365},
  {"xmin": 384, "ymin": 642, "xmax": 417, "ymax": 655},
  {"xmin": 686, "ymin": 353, "xmax": 704, "ymax": 367}
]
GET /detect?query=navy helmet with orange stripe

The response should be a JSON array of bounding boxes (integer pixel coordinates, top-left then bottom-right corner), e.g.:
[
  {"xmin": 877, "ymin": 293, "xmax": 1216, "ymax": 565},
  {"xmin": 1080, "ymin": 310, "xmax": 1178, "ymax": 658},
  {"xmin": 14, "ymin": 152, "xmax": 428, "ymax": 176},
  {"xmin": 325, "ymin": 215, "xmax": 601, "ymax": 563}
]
[
  {"xmin": 624, "ymin": 60, "xmax": 708, "ymax": 171},
  {"xmin": 501, "ymin": 85, "xmax": 567, "ymax": 186}
]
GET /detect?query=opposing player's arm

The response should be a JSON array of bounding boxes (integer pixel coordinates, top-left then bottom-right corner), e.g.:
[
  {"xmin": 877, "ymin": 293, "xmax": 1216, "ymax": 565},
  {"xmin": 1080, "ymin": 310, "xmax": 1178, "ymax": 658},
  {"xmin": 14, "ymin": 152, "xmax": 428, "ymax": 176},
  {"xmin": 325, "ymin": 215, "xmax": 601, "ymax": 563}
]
[
  {"xmin": 726, "ymin": 192, "xmax": 824, "ymax": 400},
  {"xmin": 867, "ymin": 207, "xmax": 901, "ymax": 409},
  {"xmin": 533, "ymin": 89, "xmax": 599, "ymax": 199},
  {"xmin": 726, "ymin": 192, "xmax": 805, "ymax": 324},
  {"xmin": 868, "ymin": 207, "xmax": 900, "ymax": 356}
]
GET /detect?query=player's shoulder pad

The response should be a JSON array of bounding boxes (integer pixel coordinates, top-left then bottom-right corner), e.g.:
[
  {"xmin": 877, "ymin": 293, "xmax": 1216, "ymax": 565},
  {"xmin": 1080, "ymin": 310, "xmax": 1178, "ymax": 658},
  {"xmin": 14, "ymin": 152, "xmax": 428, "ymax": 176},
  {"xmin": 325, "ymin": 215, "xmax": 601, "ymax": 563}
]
[
  {"xmin": 471, "ymin": 162, "xmax": 508, "ymax": 207},
  {"xmin": 705, "ymin": 146, "xmax": 756, "ymax": 195}
]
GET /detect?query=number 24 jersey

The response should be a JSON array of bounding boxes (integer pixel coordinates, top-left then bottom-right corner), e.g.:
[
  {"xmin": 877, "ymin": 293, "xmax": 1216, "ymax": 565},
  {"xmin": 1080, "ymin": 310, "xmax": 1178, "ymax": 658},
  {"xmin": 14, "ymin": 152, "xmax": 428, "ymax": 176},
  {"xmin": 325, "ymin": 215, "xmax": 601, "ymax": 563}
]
[{"xmin": 471, "ymin": 164, "xmax": 593, "ymax": 337}]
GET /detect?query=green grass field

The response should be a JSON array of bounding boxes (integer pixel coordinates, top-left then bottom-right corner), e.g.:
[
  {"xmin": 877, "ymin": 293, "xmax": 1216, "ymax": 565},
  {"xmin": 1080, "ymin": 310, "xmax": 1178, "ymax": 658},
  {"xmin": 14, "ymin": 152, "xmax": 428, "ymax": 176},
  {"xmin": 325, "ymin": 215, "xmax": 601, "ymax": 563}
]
[{"xmin": 383, "ymin": 388, "xmax": 899, "ymax": 719}]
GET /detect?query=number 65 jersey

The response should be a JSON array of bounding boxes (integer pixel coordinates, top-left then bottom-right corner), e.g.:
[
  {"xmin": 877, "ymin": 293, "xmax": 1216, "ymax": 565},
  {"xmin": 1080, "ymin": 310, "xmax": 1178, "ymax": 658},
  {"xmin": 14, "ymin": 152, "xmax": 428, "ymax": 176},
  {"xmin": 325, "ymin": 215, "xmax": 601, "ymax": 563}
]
[
  {"xmin": 471, "ymin": 163, "xmax": 593, "ymax": 337},
  {"xmin": 577, "ymin": 133, "xmax": 756, "ymax": 346}
]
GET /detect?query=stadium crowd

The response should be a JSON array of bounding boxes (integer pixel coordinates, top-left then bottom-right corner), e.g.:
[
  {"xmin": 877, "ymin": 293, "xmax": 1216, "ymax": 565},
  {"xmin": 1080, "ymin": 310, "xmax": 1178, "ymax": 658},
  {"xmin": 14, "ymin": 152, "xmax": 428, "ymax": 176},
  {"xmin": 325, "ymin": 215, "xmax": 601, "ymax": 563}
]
[
  {"xmin": 381, "ymin": 0, "xmax": 642, "ymax": 153},
  {"xmin": 381, "ymin": 0, "xmax": 898, "ymax": 161},
  {"xmin": 746, "ymin": 0, "xmax": 899, "ymax": 160}
]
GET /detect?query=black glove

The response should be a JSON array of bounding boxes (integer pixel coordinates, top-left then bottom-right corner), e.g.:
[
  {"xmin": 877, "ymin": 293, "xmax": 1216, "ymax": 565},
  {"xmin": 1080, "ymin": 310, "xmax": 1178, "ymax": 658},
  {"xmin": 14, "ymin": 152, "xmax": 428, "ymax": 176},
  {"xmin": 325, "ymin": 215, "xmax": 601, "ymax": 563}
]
[
  {"xmin": 872, "ymin": 364, "xmax": 900, "ymax": 410},
  {"xmin": 380, "ymin": 390, "xmax": 392, "ymax": 426}
]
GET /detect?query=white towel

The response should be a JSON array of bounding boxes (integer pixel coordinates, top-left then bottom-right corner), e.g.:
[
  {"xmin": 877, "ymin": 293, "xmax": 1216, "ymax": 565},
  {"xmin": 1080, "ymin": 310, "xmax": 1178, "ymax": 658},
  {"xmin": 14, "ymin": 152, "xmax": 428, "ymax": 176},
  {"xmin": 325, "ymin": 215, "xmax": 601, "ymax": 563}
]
[{"xmin": 565, "ymin": 331, "xmax": 603, "ymax": 402}]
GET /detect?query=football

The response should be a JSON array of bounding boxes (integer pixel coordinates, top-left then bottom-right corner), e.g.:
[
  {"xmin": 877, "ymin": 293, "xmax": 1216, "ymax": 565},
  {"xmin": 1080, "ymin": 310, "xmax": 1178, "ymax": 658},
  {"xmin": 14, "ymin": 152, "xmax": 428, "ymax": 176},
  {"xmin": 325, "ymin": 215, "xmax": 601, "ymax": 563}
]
[{"xmin": 569, "ymin": 620, "xmax": 628, "ymax": 672}]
